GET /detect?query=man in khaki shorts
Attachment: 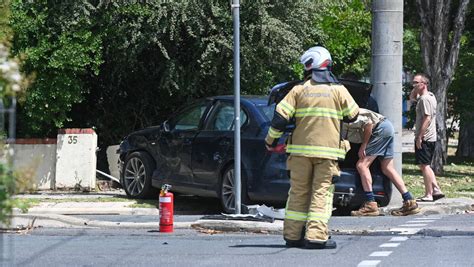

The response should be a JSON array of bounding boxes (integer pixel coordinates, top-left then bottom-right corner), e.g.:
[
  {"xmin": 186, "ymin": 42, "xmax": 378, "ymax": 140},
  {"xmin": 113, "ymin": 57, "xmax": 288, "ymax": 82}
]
[{"xmin": 344, "ymin": 108, "xmax": 420, "ymax": 216}]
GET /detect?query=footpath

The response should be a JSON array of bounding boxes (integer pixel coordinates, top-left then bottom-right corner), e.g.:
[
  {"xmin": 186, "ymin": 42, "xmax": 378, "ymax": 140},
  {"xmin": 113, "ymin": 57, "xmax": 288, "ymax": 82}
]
[{"xmin": 5, "ymin": 191, "xmax": 473, "ymax": 234}]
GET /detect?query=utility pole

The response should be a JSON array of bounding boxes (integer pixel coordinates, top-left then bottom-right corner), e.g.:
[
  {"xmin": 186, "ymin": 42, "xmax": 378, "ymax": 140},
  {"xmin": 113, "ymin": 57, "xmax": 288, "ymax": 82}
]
[
  {"xmin": 371, "ymin": 0, "xmax": 403, "ymax": 206},
  {"xmin": 231, "ymin": 0, "xmax": 241, "ymax": 214}
]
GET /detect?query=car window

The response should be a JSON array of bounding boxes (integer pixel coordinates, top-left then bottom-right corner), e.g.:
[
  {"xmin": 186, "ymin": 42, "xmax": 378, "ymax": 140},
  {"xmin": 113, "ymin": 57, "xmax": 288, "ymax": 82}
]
[
  {"xmin": 209, "ymin": 102, "xmax": 248, "ymax": 131},
  {"xmin": 257, "ymin": 104, "xmax": 275, "ymax": 122},
  {"xmin": 173, "ymin": 103, "xmax": 208, "ymax": 131},
  {"xmin": 234, "ymin": 109, "xmax": 248, "ymax": 129}
]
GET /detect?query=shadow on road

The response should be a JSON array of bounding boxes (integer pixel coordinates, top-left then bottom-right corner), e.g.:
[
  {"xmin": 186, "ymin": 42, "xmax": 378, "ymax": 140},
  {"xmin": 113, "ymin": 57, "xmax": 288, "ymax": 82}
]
[{"xmin": 133, "ymin": 194, "xmax": 223, "ymax": 215}]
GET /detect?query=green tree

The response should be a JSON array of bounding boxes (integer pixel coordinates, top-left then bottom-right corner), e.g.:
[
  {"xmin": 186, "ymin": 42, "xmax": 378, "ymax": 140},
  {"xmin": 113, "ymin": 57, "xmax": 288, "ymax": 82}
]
[
  {"xmin": 9, "ymin": 1, "xmax": 377, "ymax": 174},
  {"xmin": 9, "ymin": 1, "xmax": 327, "ymax": 171},
  {"xmin": 415, "ymin": 0, "xmax": 470, "ymax": 174},
  {"xmin": 0, "ymin": 0, "xmax": 19, "ymax": 225},
  {"xmin": 313, "ymin": 0, "xmax": 372, "ymax": 77},
  {"xmin": 402, "ymin": 0, "xmax": 423, "ymax": 129},
  {"xmin": 10, "ymin": 0, "xmax": 103, "ymax": 137},
  {"xmin": 452, "ymin": 3, "xmax": 474, "ymax": 158},
  {"xmin": 10, "ymin": 1, "xmax": 321, "ymax": 141}
]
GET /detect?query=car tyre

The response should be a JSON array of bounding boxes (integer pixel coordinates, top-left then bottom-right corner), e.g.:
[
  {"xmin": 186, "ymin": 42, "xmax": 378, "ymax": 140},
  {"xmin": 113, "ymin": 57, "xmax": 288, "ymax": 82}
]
[
  {"xmin": 219, "ymin": 165, "xmax": 249, "ymax": 213},
  {"xmin": 121, "ymin": 151, "xmax": 158, "ymax": 199}
]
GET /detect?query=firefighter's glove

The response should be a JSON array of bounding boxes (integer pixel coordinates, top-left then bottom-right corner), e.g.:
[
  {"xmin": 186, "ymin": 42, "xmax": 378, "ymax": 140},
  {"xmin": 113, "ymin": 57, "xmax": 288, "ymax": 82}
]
[{"xmin": 266, "ymin": 143, "xmax": 286, "ymax": 153}]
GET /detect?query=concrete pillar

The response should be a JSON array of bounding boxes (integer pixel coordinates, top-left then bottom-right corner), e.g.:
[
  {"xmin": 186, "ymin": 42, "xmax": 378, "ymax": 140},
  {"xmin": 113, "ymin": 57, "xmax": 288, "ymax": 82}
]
[
  {"xmin": 55, "ymin": 128, "xmax": 97, "ymax": 190},
  {"xmin": 371, "ymin": 0, "xmax": 404, "ymax": 206}
]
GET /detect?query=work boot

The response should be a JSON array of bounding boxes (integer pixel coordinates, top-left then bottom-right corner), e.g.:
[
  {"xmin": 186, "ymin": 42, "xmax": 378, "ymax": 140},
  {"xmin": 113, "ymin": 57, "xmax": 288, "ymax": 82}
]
[
  {"xmin": 284, "ymin": 226, "xmax": 305, "ymax": 248},
  {"xmin": 351, "ymin": 201, "xmax": 380, "ymax": 216},
  {"xmin": 391, "ymin": 199, "xmax": 421, "ymax": 216},
  {"xmin": 285, "ymin": 238, "xmax": 304, "ymax": 248},
  {"xmin": 304, "ymin": 239, "xmax": 337, "ymax": 249}
]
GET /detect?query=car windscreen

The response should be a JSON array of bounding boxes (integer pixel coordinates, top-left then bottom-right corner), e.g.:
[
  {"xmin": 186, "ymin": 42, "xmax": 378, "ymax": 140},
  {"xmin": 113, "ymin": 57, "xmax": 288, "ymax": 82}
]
[{"xmin": 257, "ymin": 104, "xmax": 275, "ymax": 122}]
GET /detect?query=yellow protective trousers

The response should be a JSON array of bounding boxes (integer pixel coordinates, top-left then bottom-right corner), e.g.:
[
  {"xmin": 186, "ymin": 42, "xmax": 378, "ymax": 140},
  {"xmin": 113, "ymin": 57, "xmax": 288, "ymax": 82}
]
[{"xmin": 284, "ymin": 155, "xmax": 338, "ymax": 242}]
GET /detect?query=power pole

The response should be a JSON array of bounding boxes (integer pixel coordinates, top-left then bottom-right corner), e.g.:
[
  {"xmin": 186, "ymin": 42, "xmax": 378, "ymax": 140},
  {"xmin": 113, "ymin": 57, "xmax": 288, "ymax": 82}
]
[
  {"xmin": 231, "ymin": 0, "xmax": 241, "ymax": 214},
  {"xmin": 371, "ymin": 0, "xmax": 403, "ymax": 206}
]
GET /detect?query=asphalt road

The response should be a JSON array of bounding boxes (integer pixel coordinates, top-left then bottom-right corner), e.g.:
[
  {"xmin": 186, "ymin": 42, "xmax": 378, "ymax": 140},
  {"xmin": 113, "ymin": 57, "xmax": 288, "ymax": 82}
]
[{"xmin": 2, "ymin": 214, "xmax": 472, "ymax": 266}]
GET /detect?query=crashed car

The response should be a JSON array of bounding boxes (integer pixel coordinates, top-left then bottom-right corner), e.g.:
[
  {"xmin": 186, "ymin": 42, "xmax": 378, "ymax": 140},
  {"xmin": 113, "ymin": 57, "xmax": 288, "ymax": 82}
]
[{"xmin": 118, "ymin": 79, "xmax": 392, "ymax": 214}]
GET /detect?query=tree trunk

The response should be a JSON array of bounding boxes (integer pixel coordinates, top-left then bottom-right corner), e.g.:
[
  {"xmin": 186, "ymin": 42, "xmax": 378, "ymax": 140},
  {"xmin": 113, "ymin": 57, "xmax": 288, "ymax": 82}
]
[
  {"xmin": 456, "ymin": 112, "xmax": 474, "ymax": 158},
  {"xmin": 431, "ymin": 79, "xmax": 449, "ymax": 174},
  {"xmin": 416, "ymin": 0, "xmax": 470, "ymax": 175}
]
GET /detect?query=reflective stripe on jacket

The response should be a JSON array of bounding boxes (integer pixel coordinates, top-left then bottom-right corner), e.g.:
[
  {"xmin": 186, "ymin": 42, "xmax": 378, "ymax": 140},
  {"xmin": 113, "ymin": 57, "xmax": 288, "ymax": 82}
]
[{"xmin": 265, "ymin": 79, "xmax": 359, "ymax": 160}]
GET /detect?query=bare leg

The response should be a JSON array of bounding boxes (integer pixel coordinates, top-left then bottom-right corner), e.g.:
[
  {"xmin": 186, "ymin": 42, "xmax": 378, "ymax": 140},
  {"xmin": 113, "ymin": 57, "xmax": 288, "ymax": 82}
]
[
  {"xmin": 419, "ymin": 164, "xmax": 435, "ymax": 197},
  {"xmin": 431, "ymin": 169, "xmax": 443, "ymax": 195},
  {"xmin": 352, "ymin": 155, "xmax": 381, "ymax": 216},
  {"xmin": 380, "ymin": 158, "xmax": 407, "ymax": 194},
  {"xmin": 356, "ymin": 156, "xmax": 377, "ymax": 192},
  {"xmin": 432, "ymin": 180, "xmax": 442, "ymax": 193}
]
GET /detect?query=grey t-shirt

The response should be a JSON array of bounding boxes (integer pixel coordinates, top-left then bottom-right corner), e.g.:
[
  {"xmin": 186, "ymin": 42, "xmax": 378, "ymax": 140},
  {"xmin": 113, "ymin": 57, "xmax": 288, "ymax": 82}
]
[{"xmin": 415, "ymin": 92, "xmax": 437, "ymax": 142}]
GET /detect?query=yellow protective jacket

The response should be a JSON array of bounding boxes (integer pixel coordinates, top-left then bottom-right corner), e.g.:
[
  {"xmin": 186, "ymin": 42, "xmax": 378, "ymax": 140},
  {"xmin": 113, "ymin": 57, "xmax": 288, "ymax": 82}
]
[{"xmin": 265, "ymin": 79, "xmax": 359, "ymax": 160}]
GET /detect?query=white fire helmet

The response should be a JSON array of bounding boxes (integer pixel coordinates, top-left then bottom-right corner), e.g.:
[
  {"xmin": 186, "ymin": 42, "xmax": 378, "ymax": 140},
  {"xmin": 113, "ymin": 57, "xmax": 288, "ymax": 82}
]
[{"xmin": 299, "ymin": 46, "xmax": 332, "ymax": 71}]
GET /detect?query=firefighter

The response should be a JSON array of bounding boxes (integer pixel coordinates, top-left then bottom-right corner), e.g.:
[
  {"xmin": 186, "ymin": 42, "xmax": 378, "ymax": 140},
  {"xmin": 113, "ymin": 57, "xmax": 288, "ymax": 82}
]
[{"xmin": 265, "ymin": 46, "xmax": 359, "ymax": 249}]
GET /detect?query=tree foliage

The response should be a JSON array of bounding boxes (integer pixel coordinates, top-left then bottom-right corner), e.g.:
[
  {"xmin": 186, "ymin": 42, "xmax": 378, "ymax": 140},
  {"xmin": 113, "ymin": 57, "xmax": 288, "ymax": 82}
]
[
  {"xmin": 10, "ymin": 0, "xmax": 103, "ymax": 136},
  {"xmin": 0, "ymin": 0, "xmax": 18, "ymax": 225},
  {"xmin": 414, "ymin": 0, "xmax": 470, "ymax": 174},
  {"xmin": 11, "ymin": 1, "xmax": 322, "ymax": 141},
  {"xmin": 451, "ymin": 2, "xmax": 474, "ymax": 158},
  {"xmin": 8, "ymin": 0, "xmax": 374, "ymax": 173},
  {"xmin": 402, "ymin": 1, "xmax": 424, "ymax": 129},
  {"xmin": 314, "ymin": 0, "xmax": 372, "ymax": 76},
  {"xmin": 404, "ymin": 0, "xmax": 473, "ymax": 160}
]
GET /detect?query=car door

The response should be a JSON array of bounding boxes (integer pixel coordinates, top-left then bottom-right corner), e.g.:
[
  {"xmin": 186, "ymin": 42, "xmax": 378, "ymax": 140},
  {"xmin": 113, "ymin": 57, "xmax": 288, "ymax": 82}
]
[
  {"xmin": 192, "ymin": 100, "xmax": 248, "ymax": 188},
  {"xmin": 159, "ymin": 100, "xmax": 210, "ymax": 185}
]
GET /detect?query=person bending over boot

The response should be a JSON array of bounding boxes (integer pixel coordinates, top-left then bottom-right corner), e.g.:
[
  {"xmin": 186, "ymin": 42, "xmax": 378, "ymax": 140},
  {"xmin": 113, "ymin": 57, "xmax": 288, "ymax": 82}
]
[{"xmin": 344, "ymin": 108, "xmax": 420, "ymax": 216}]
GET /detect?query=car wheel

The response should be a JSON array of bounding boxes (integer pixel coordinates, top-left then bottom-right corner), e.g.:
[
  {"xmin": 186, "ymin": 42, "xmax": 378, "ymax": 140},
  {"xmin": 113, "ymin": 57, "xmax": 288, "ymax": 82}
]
[
  {"xmin": 122, "ymin": 151, "xmax": 158, "ymax": 199},
  {"xmin": 219, "ymin": 165, "xmax": 248, "ymax": 213}
]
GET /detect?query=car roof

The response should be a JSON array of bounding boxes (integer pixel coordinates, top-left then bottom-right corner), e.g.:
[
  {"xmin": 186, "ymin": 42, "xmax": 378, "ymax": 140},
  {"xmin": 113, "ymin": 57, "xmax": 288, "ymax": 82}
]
[{"xmin": 207, "ymin": 95, "xmax": 270, "ymax": 106}]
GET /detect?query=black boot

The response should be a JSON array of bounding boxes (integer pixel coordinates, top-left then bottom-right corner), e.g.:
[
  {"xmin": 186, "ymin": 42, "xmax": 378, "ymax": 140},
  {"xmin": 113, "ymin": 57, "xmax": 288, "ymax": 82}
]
[
  {"xmin": 304, "ymin": 239, "xmax": 337, "ymax": 249},
  {"xmin": 284, "ymin": 227, "xmax": 305, "ymax": 247},
  {"xmin": 285, "ymin": 238, "xmax": 304, "ymax": 247}
]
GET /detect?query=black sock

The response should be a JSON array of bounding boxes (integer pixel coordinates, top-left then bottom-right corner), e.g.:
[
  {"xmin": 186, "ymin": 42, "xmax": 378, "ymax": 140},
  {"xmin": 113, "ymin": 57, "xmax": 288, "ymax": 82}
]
[
  {"xmin": 364, "ymin": 191, "xmax": 375, "ymax": 202},
  {"xmin": 402, "ymin": 191, "xmax": 413, "ymax": 201}
]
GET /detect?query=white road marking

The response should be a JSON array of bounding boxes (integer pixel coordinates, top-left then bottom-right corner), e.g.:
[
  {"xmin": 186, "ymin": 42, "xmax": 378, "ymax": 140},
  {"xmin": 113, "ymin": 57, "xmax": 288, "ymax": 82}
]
[
  {"xmin": 380, "ymin": 243, "xmax": 400, "ymax": 248},
  {"xmin": 358, "ymin": 260, "xmax": 381, "ymax": 267},
  {"xmin": 360, "ymin": 217, "xmax": 437, "ymax": 267},
  {"xmin": 389, "ymin": 236, "xmax": 408, "ymax": 242},
  {"xmin": 370, "ymin": 251, "xmax": 393, "ymax": 257},
  {"xmin": 413, "ymin": 217, "xmax": 441, "ymax": 220},
  {"xmin": 399, "ymin": 223, "xmax": 427, "ymax": 227}
]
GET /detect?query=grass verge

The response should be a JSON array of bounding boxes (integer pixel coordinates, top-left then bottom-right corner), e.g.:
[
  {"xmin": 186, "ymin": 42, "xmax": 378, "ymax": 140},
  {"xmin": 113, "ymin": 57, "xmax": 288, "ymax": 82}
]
[{"xmin": 402, "ymin": 152, "xmax": 474, "ymax": 198}]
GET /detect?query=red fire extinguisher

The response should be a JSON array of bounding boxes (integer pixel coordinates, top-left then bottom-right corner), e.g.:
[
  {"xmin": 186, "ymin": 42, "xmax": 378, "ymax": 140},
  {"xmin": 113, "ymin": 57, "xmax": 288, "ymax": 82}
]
[{"xmin": 159, "ymin": 184, "xmax": 174, "ymax": 233}]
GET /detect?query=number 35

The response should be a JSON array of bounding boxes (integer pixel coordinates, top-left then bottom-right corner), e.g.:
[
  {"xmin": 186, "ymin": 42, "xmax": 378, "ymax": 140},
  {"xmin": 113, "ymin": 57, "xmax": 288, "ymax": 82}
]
[{"xmin": 68, "ymin": 135, "xmax": 78, "ymax": 144}]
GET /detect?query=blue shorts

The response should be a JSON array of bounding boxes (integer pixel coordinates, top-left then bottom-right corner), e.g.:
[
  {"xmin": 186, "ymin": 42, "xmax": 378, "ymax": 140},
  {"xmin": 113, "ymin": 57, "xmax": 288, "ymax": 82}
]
[{"xmin": 365, "ymin": 120, "xmax": 394, "ymax": 159}]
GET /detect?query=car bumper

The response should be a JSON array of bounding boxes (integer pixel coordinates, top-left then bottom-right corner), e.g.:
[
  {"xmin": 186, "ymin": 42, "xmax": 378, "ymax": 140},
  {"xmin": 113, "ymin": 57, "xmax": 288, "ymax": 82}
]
[{"xmin": 333, "ymin": 169, "xmax": 392, "ymax": 207}]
